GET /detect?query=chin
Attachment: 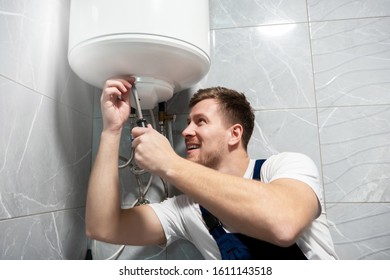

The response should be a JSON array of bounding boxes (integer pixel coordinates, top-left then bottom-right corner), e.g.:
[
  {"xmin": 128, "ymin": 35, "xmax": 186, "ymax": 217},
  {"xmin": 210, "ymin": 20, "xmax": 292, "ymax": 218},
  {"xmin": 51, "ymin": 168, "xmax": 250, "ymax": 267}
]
[
  {"xmin": 186, "ymin": 154, "xmax": 200, "ymax": 164},
  {"xmin": 186, "ymin": 156, "xmax": 197, "ymax": 162}
]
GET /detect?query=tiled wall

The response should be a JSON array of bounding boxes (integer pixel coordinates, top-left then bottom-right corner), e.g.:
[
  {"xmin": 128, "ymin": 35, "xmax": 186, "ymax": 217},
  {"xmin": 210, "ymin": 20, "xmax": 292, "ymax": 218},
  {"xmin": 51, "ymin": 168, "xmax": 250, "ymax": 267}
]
[
  {"xmin": 209, "ymin": 0, "xmax": 390, "ymax": 260},
  {"xmin": 0, "ymin": 1, "xmax": 95, "ymax": 259},
  {"xmin": 218, "ymin": 0, "xmax": 390, "ymax": 260},
  {"xmin": 92, "ymin": 0, "xmax": 390, "ymax": 260}
]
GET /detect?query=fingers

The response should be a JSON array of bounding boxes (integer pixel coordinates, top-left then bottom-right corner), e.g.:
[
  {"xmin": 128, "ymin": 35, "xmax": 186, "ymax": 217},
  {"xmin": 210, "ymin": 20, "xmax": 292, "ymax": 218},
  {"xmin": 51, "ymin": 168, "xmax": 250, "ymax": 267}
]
[
  {"xmin": 131, "ymin": 124, "xmax": 174, "ymax": 175},
  {"xmin": 131, "ymin": 125, "xmax": 156, "ymax": 171},
  {"xmin": 106, "ymin": 76, "xmax": 135, "ymax": 89},
  {"xmin": 131, "ymin": 124, "xmax": 153, "ymax": 141},
  {"xmin": 131, "ymin": 125, "xmax": 155, "ymax": 151},
  {"xmin": 116, "ymin": 76, "xmax": 136, "ymax": 86},
  {"xmin": 101, "ymin": 77, "xmax": 135, "ymax": 103}
]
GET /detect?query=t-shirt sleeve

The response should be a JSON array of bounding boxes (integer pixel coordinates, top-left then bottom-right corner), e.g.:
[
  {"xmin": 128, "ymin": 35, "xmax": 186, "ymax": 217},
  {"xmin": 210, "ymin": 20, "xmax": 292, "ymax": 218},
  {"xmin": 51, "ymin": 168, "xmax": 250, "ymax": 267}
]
[
  {"xmin": 148, "ymin": 195, "xmax": 188, "ymax": 246},
  {"xmin": 260, "ymin": 152, "xmax": 323, "ymax": 213}
]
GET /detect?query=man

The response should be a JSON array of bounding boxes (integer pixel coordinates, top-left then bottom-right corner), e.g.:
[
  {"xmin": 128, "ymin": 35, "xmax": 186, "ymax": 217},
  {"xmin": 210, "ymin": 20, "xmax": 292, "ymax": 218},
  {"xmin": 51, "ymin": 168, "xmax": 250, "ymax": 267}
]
[{"xmin": 86, "ymin": 77, "xmax": 338, "ymax": 259}]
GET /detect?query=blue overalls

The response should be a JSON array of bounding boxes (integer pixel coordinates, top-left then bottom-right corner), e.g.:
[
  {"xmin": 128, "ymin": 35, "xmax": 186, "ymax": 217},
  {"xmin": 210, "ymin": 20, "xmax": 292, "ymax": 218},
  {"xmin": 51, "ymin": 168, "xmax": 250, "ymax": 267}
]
[{"xmin": 200, "ymin": 159, "xmax": 307, "ymax": 260}]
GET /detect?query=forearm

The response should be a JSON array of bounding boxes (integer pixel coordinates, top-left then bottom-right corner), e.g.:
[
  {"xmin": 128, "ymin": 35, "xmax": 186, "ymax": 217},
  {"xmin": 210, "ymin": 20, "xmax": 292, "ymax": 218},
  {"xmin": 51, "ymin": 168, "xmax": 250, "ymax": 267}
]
[
  {"xmin": 164, "ymin": 158, "xmax": 265, "ymax": 229},
  {"xmin": 163, "ymin": 158, "xmax": 317, "ymax": 246},
  {"xmin": 86, "ymin": 130, "xmax": 122, "ymax": 240}
]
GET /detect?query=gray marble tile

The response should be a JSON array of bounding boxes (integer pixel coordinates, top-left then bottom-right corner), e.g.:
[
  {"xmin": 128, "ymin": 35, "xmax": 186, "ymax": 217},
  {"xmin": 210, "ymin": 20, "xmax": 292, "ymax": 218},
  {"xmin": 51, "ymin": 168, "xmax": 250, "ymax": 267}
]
[
  {"xmin": 210, "ymin": 0, "xmax": 308, "ymax": 29},
  {"xmin": 203, "ymin": 24, "xmax": 315, "ymax": 111},
  {"xmin": 0, "ymin": 78, "xmax": 92, "ymax": 219},
  {"xmin": 311, "ymin": 17, "xmax": 390, "ymax": 107},
  {"xmin": 0, "ymin": 0, "xmax": 94, "ymax": 116},
  {"xmin": 249, "ymin": 109, "xmax": 322, "ymax": 172},
  {"xmin": 308, "ymin": 0, "xmax": 390, "ymax": 21},
  {"xmin": 0, "ymin": 208, "xmax": 86, "ymax": 259},
  {"xmin": 93, "ymin": 88, "xmax": 103, "ymax": 119},
  {"xmin": 0, "ymin": 0, "xmax": 66, "ymax": 91},
  {"xmin": 318, "ymin": 106, "xmax": 390, "ymax": 203},
  {"xmin": 327, "ymin": 203, "xmax": 390, "ymax": 260},
  {"xmin": 59, "ymin": 70, "xmax": 95, "ymax": 117}
]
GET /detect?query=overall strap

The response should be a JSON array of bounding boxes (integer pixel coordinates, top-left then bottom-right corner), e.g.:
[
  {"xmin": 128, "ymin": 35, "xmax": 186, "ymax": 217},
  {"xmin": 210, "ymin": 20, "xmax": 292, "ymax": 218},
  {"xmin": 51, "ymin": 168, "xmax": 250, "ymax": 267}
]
[
  {"xmin": 200, "ymin": 205, "xmax": 222, "ymax": 235},
  {"xmin": 253, "ymin": 159, "xmax": 266, "ymax": 180}
]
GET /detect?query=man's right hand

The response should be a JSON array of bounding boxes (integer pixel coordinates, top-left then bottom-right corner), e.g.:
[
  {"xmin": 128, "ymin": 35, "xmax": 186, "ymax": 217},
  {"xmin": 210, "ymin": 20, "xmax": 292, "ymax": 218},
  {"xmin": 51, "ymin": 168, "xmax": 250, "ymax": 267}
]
[{"xmin": 100, "ymin": 77, "xmax": 135, "ymax": 134}]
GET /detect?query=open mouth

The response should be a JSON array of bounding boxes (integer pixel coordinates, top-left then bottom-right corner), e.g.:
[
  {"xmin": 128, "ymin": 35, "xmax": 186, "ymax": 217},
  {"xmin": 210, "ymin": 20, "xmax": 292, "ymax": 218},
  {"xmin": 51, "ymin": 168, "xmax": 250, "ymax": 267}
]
[{"xmin": 187, "ymin": 144, "xmax": 200, "ymax": 151}]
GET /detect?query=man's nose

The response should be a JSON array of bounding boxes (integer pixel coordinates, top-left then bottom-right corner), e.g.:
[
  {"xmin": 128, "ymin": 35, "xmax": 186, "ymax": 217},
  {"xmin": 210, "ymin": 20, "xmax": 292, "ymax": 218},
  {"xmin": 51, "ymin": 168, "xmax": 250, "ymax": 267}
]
[{"xmin": 182, "ymin": 123, "xmax": 195, "ymax": 138}]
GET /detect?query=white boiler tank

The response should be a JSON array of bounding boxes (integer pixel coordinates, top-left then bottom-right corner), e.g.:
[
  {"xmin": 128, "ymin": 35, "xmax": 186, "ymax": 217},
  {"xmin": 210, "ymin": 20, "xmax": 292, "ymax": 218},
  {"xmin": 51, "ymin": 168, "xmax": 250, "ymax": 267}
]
[{"xmin": 68, "ymin": 0, "xmax": 210, "ymax": 109}]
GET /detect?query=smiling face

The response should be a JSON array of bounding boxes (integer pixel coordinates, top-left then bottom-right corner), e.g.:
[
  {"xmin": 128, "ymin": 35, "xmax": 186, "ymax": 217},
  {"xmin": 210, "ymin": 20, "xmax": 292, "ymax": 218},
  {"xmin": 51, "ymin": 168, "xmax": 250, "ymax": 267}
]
[{"xmin": 182, "ymin": 98, "xmax": 231, "ymax": 169}]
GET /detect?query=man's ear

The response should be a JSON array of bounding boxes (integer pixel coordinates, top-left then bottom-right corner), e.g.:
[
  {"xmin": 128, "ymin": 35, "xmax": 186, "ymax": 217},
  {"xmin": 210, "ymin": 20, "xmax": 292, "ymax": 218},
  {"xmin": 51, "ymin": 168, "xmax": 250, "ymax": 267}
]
[{"xmin": 228, "ymin": 124, "xmax": 243, "ymax": 146}]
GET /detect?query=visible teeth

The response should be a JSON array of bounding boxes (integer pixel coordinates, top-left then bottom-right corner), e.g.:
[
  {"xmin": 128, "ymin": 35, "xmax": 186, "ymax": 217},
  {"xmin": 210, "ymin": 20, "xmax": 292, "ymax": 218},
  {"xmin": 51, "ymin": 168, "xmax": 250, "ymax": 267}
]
[{"xmin": 188, "ymin": 145, "xmax": 200, "ymax": 150}]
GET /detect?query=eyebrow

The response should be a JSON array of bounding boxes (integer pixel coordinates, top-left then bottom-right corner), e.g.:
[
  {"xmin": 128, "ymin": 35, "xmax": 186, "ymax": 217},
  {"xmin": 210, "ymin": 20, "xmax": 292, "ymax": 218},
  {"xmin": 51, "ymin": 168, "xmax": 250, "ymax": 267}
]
[{"xmin": 187, "ymin": 113, "xmax": 208, "ymax": 123}]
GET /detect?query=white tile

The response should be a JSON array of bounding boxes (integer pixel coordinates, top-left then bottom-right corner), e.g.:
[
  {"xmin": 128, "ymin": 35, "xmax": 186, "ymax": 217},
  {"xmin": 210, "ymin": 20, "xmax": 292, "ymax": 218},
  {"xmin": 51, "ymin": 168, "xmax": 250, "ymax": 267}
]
[
  {"xmin": 0, "ymin": 0, "xmax": 94, "ymax": 115},
  {"xmin": 319, "ymin": 106, "xmax": 390, "ymax": 202},
  {"xmin": 250, "ymin": 109, "xmax": 322, "ymax": 169},
  {"xmin": 327, "ymin": 203, "xmax": 390, "ymax": 260},
  {"xmin": 0, "ymin": 77, "xmax": 92, "ymax": 219},
  {"xmin": 0, "ymin": 208, "xmax": 86, "ymax": 259},
  {"xmin": 308, "ymin": 0, "xmax": 390, "ymax": 21},
  {"xmin": 200, "ymin": 24, "xmax": 316, "ymax": 110},
  {"xmin": 210, "ymin": 0, "xmax": 308, "ymax": 29},
  {"xmin": 311, "ymin": 18, "xmax": 390, "ymax": 107}
]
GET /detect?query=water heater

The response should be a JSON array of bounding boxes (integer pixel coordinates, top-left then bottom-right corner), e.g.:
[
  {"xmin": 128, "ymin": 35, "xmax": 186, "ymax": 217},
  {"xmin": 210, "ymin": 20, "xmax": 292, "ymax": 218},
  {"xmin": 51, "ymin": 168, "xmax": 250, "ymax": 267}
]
[{"xmin": 68, "ymin": 0, "xmax": 210, "ymax": 109}]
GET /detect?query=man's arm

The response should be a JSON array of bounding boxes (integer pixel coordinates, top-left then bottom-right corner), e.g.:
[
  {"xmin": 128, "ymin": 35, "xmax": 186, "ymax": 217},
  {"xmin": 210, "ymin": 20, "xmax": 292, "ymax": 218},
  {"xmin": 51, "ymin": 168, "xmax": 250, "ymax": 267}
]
[
  {"xmin": 132, "ymin": 127, "xmax": 319, "ymax": 247},
  {"xmin": 85, "ymin": 78, "xmax": 166, "ymax": 246},
  {"xmin": 164, "ymin": 158, "xmax": 317, "ymax": 247}
]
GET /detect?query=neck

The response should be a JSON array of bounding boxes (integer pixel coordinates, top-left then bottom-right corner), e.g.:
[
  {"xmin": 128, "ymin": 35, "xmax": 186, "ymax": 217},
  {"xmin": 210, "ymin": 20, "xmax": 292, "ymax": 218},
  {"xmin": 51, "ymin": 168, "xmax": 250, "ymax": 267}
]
[{"xmin": 216, "ymin": 149, "xmax": 250, "ymax": 177}]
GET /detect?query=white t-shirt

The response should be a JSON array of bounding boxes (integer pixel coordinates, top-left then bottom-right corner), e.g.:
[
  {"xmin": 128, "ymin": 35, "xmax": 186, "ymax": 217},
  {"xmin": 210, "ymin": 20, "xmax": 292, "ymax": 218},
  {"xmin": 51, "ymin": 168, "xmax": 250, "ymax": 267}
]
[{"xmin": 149, "ymin": 152, "xmax": 338, "ymax": 260}]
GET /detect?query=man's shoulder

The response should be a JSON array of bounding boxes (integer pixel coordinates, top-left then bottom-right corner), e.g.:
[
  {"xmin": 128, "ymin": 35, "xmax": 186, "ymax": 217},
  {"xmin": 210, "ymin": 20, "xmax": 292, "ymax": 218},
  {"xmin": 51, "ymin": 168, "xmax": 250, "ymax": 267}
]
[
  {"xmin": 266, "ymin": 152, "xmax": 314, "ymax": 165},
  {"xmin": 262, "ymin": 152, "xmax": 318, "ymax": 178}
]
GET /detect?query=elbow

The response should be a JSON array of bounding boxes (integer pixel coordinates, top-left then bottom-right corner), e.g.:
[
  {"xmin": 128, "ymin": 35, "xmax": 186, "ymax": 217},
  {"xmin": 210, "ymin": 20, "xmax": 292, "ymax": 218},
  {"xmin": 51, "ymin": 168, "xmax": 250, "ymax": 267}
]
[
  {"xmin": 273, "ymin": 233, "xmax": 298, "ymax": 248},
  {"xmin": 248, "ymin": 220, "xmax": 300, "ymax": 247},
  {"xmin": 86, "ymin": 227, "xmax": 96, "ymax": 240},
  {"xmin": 270, "ymin": 223, "xmax": 301, "ymax": 247},
  {"xmin": 85, "ymin": 226, "xmax": 116, "ymax": 243},
  {"xmin": 85, "ymin": 216, "xmax": 99, "ymax": 240},
  {"xmin": 85, "ymin": 225, "xmax": 101, "ymax": 241},
  {"xmin": 85, "ymin": 210, "xmax": 119, "ymax": 243},
  {"xmin": 85, "ymin": 220, "xmax": 116, "ymax": 243}
]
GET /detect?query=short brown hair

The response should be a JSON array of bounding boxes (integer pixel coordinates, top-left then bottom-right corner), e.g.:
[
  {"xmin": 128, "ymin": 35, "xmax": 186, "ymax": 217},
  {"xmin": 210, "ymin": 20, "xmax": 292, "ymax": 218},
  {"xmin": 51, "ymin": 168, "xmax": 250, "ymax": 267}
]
[{"xmin": 189, "ymin": 87, "xmax": 254, "ymax": 150}]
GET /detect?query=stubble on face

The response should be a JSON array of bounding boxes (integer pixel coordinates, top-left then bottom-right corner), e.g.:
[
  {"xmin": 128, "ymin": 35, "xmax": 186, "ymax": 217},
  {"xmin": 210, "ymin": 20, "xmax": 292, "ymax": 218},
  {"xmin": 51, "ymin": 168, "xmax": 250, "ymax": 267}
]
[
  {"xmin": 184, "ymin": 99, "xmax": 230, "ymax": 170},
  {"xmin": 188, "ymin": 137, "xmax": 226, "ymax": 170}
]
